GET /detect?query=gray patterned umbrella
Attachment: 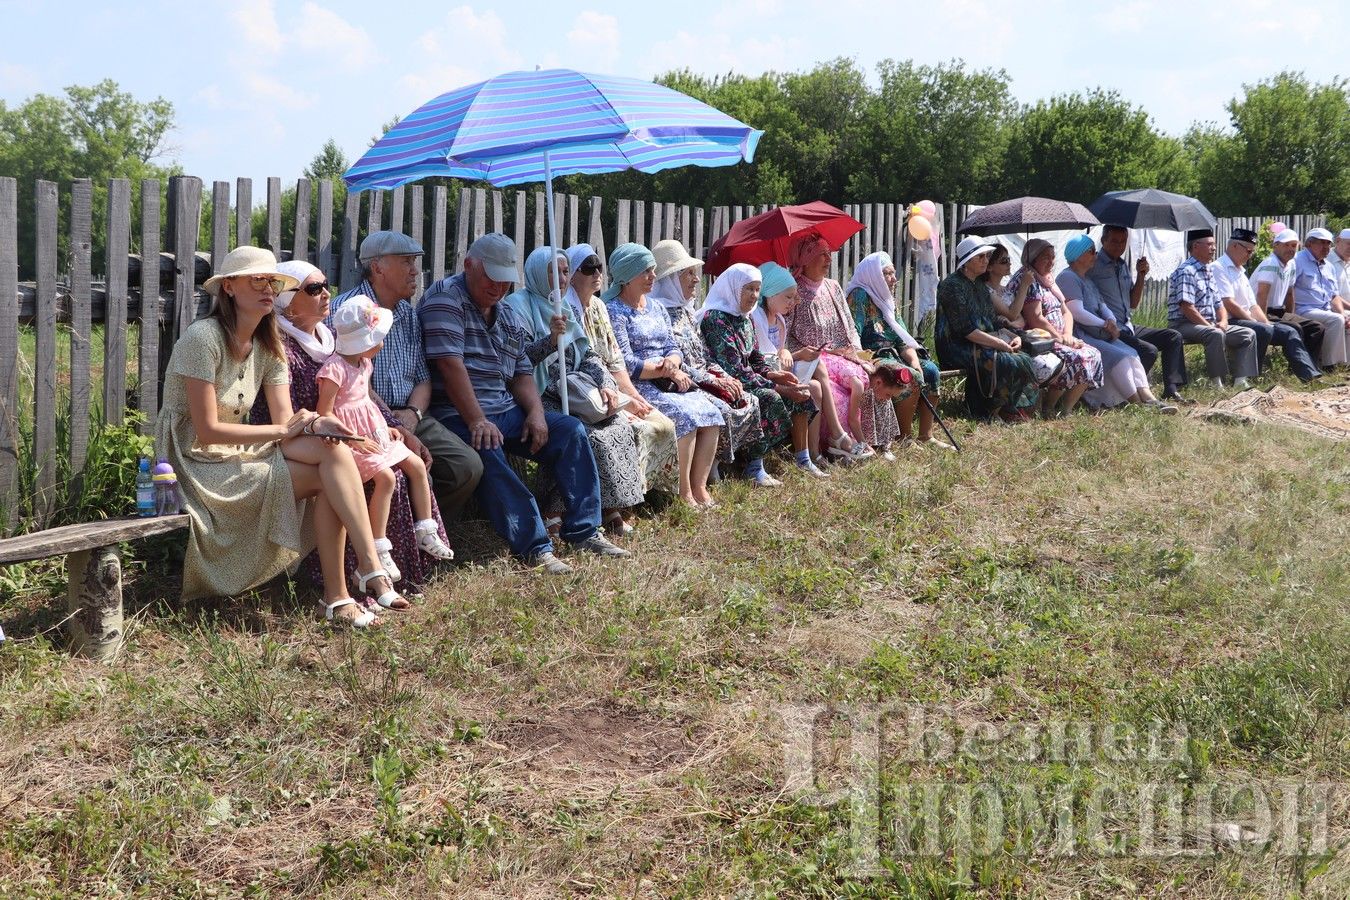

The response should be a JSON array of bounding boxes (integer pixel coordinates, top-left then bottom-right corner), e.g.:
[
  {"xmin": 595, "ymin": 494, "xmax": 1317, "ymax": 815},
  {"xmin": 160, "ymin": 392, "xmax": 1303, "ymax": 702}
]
[{"xmin": 956, "ymin": 197, "xmax": 1100, "ymax": 236}]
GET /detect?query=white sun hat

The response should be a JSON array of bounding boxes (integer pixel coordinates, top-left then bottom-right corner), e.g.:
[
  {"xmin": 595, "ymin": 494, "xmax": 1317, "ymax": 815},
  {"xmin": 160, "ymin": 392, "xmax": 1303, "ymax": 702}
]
[{"xmin": 332, "ymin": 296, "xmax": 393, "ymax": 355}]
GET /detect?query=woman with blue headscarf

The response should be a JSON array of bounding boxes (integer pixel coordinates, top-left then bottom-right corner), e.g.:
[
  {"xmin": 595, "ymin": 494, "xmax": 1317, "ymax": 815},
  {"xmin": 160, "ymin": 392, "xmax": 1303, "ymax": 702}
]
[
  {"xmin": 567, "ymin": 243, "xmax": 678, "ymax": 516},
  {"xmin": 505, "ymin": 246, "xmax": 645, "ymax": 528},
  {"xmin": 605, "ymin": 242, "xmax": 725, "ymax": 508}
]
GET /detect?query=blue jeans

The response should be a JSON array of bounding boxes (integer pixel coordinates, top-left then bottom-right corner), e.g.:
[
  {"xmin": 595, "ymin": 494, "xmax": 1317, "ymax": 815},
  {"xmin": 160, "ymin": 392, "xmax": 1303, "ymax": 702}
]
[
  {"xmin": 1231, "ymin": 317, "xmax": 1322, "ymax": 382},
  {"xmin": 434, "ymin": 404, "xmax": 601, "ymax": 558}
]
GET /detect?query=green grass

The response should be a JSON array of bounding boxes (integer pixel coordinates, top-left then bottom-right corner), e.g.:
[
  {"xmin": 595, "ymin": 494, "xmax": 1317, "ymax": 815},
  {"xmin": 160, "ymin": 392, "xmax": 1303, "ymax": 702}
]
[{"xmin": 2, "ymin": 382, "xmax": 1348, "ymax": 897}]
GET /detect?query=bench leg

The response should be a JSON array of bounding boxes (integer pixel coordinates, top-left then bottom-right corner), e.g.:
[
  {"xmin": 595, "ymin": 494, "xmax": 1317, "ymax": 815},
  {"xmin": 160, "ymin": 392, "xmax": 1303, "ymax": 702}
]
[{"xmin": 66, "ymin": 545, "xmax": 124, "ymax": 662}]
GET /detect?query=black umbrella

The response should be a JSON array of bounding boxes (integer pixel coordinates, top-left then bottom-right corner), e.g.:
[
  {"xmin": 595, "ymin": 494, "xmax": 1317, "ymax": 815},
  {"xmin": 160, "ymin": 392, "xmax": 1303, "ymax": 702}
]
[
  {"xmin": 956, "ymin": 197, "xmax": 1100, "ymax": 236},
  {"xmin": 1089, "ymin": 188, "xmax": 1216, "ymax": 232}
]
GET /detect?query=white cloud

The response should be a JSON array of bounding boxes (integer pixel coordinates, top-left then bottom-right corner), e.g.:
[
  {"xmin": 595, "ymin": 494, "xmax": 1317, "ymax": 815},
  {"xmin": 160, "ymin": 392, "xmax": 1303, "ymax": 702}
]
[
  {"xmin": 401, "ymin": 5, "xmax": 523, "ymax": 99},
  {"xmin": 565, "ymin": 11, "xmax": 621, "ymax": 72},
  {"xmin": 0, "ymin": 62, "xmax": 40, "ymax": 94},
  {"xmin": 295, "ymin": 2, "xmax": 379, "ymax": 68},
  {"xmin": 229, "ymin": 0, "xmax": 283, "ymax": 57},
  {"xmin": 243, "ymin": 73, "xmax": 315, "ymax": 110}
]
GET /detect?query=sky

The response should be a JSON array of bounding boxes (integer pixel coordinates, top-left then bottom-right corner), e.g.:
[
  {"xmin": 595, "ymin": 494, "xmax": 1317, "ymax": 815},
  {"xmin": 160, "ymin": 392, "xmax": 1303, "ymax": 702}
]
[{"xmin": 1, "ymin": 0, "xmax": 1341, "ymax": 191}]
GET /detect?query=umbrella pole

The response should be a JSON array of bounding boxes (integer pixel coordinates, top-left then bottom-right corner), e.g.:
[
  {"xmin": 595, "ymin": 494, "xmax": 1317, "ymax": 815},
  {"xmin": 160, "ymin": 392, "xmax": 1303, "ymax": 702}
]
[
  {"xmin": 543, "ymin": 148, "xmax": 568, "ymax": 415},
  {"xmin": 919, "ymin": 390, "xmax": 960, "ymax": 453}
]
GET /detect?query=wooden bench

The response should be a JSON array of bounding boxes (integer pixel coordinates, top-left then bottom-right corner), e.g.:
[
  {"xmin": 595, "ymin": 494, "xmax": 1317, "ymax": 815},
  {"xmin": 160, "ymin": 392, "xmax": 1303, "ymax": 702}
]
[{"xmin": 0, "ymin": 516, "xmax": 189, "ymax": 661}]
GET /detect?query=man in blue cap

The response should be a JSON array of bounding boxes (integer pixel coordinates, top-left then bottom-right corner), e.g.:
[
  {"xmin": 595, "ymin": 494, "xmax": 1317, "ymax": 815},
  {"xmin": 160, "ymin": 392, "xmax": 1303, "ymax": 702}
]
[
  {"xmin": 419, "ymin": 233, "xmax": 630, "ymax": 575},
  {"xmin": 330, "ymin": 230, "xmax": 483, "ymax": 520}
]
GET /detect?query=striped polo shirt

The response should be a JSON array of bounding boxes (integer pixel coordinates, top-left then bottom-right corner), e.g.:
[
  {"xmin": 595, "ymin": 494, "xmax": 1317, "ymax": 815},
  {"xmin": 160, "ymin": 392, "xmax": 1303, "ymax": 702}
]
[{"xmin": 419, "ymin": 273, "xmax": 531, "ymax": 418}]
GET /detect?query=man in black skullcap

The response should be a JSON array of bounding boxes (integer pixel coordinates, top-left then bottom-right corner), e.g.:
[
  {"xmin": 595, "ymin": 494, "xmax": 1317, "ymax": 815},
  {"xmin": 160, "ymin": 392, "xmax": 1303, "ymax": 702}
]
[
  {"xmin": 1213, "ymin": 228, "xmax": 1321, "ymax": 382},
  {"xmin": 1166, "ymin": 229, "xmax": 1259, "ymax": 390}
]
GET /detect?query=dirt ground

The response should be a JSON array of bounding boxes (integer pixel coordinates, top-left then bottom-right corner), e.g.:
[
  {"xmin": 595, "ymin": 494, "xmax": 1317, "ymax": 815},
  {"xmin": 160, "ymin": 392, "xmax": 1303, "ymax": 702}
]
[{"xmin": 1196, "ymin": 384, "xmax": 1350, "ymax": 440}]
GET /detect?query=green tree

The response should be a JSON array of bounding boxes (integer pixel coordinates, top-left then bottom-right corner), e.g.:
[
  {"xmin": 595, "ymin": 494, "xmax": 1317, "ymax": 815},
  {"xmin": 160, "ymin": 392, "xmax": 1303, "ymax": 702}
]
[
  {"xmin": 998, "ymin": 89, "xmax": 1193, "ymax": 204},
  {"xmin": 1191, "ymin": 72, "xmax": 1350, "ymax": 216},
  {"xmin": 0, "ymin": 79, "xmax": 177, "ymax": 277}
]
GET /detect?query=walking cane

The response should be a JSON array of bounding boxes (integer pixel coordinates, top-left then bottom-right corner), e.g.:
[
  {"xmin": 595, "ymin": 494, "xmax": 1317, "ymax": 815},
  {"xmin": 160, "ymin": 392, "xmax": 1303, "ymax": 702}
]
[{"xmin": 919, "ymin": 390, "xmax": 961, "ymax": 453}]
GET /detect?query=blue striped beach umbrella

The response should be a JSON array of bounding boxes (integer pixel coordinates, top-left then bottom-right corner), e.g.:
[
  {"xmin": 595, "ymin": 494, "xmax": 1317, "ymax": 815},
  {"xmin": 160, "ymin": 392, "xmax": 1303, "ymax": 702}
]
[{"xmin": 344, "ymin": 68, "xmax": 762, "ymax": 412}]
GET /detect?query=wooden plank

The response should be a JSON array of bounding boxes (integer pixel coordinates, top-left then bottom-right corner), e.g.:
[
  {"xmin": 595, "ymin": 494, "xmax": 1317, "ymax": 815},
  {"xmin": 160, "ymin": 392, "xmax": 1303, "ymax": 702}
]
[
  {"xmin": 586, "ymin": 196, "xmax": 605, "ymax": 266},
  {"xmin": 172, "ymin": 178, "xmax": 202, "ymax": 343},
  {"xmin": 453, "ymin": 188, "xmax": 471, "ymax": 272},
  {"xmin": 664, "ymin": 202, "xmax": 676, "ymax": 241},
  {"xmin": 615, "ymin": 199, "xmax": 631, "ymax": 246},
  {"xmin": 491, "ymin": 190, "xmax": 504, "ymax": 235},
  {"xmin": 316, "ymin": 179, "xmax": 335, "ymax": 285},
  {"xmin": 431, "ymin": 185, "xmax": 447, "ymax": 281},
  {"xmin": 567, "ymin": 193, "xmax": 579, "ymax": 247},
  {"xmin": 138, "ymin": 180, "xmax": 161, "ymax": 433},
  {"xmin": 408, "ymin": 185, "xmax": 424, "ymax": 300},
  {"xmin": 472, "ymin": 188, "xmax": 486, "ymax": 242},
  {"xmin": 340, "ymin": 189, "xmax": 360, "ymax": 289},
  {"xmin": 632, "ymin": 201, "xmax": 645, "ymax": 249},
  {"xmin": 390, "ymin": 185, "xmax": 404, "ymax": 234},
  {"xmin": 513, "ymin": 191, "xmax": 526, "ymax": 282},
  {"xmin": 649, "ymin": 202, "xmax": 663, "ymax": 247},
  {"xmin": 0, "ymin": 178, "xmax": 18, "ymax": 529},
  {"xmin": 235, "ymin": 177, "xmax": 252, "ymax": 247},
  {"xmin": 532, "ymin": 191, "xmax": 546, "ymax": 250},
  {"xmin": 693, "ymin": 207, "xmax": 705, "ymax": 261},
  {"xmin": 69, "ymin": 179, "xmax": 93, "ymax": 476},
  {"xmin": 0, "ymin": 514, "xmax": 190, "ymax": 565},
  {"xmin": 552, "ymin": 193, "xmax": 564, "ymax": 250},
  {"xmin": 366, "ymin": 190, "xmax": 383, "ymax": 238},
  {"xmin": 33, "ymin": 180, "xmax": 58, "ymax": 526},
  {"xmin": 292, "ymin": 178, "xmax": 312, "ymax": 262},
  {"xmin": 731, "ymin": 206, "xmax": 744, "ymax": 225},
  {"xmin": 679, "ymin": 205, "xmax": 690, "ymax": 245},
  {"xmin": 211, "ymin": 180, "xmax": 229, "ymax": 264},
  {"xmin": 266, "ymin": 176, "xmax": 282, "ymax": 258},
  {"xmin": 103, "ymin": 179, "xmax": 131, "ymax": 426}
]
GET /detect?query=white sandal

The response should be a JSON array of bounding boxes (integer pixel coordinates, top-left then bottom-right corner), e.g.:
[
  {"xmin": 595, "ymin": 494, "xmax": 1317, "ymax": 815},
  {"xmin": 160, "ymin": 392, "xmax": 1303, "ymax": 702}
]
[
  {"xmin": 373, "ymin": 537, "xmax": 401, "ymax": 582},
  {"xmin": 358, "ymin": 568, "xmax": 410, "ymax": 612},
  {"xmin": 414, "ymin": 522, "xmax": 454, "ymax": 560},
  {"xmin": 324, "ymin": 597, "xmax": 376, "ymax": 629}
]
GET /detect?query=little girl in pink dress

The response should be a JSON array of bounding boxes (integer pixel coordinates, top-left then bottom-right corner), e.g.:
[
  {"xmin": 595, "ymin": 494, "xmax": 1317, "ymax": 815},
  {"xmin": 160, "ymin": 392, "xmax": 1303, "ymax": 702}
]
[{"xmin": 318, "ymin": 298, "xmax": 452, "ymax": 607}]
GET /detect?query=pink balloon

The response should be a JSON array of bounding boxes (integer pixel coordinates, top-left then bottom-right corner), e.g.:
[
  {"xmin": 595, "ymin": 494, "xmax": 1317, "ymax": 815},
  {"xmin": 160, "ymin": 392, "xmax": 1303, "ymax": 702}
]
[
  {"xmin": 918, "ymin": 200, "xmax": 937, "ymax": 219},
  {"xmin": 1269, "ymin": 221, "xmax": 1287, "ymax": 234}
]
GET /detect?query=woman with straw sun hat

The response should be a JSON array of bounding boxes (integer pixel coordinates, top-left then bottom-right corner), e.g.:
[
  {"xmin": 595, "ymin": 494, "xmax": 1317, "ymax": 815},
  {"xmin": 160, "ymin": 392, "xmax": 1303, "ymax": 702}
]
[{"xmin": 157, "ymin": 245, "xmax": 401, "ymax": 628}]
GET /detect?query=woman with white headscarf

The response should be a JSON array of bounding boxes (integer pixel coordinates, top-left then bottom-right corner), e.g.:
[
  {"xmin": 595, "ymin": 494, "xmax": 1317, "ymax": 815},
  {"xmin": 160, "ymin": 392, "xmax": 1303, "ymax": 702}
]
[
  {"xmin": 650, "ymin": 239, "xmax": 764, "ymax": 469},
  {"xmin": 846, "ymin": 252, "xmax": 952, "ymax": 449},
  {"xmin": 566, "ymin": 243, "xmax": 678, "ymax": 512},
  {"xmin": 699, "ymin": 263, "xmax": 826, "ymax": 483},
  {"xmin": 505, "ymin": 246, "xmax": 645, "ymax": 533},
  {"xmin": 605, "ymin": 242, "xmax": 724, "ymax": 508},
  {"xmin": 249, "ymin": 259, "xmax": 446, "ymax": 602}
]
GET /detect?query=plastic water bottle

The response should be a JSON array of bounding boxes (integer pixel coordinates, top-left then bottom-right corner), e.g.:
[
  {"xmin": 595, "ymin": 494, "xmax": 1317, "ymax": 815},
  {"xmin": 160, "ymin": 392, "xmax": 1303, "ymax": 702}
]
[
  {"xmin": 135, "ymin": 458, "xmax": 155, "ymax": 517},
  {"xmin": 152, "ymin": 459, "xmax": 182, "ymax": 516}
]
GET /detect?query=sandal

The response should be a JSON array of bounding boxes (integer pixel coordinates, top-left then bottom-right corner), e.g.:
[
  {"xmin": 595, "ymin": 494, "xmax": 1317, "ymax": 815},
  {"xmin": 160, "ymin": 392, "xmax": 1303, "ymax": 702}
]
[
  {"xmin": 414, "ymin": 522, "xmax": 454, "ymax": 560},
  {"xmin": 825, "ymin": 434, "xmax": 857, "ymax": 460},
  {"xmin": 604, "ymin": 510, "xmax": 635, "ymax": 536},
  {"xmin": 373, "ymin": 537, "xmax": 402, "ymax": 582},
  {"xmin": 358, "ymin": 568, "xmax": 410, "ymax": 612},
  {"xmin": 324, "ymin": 597, "xmax": 377, "ymax": 629}
]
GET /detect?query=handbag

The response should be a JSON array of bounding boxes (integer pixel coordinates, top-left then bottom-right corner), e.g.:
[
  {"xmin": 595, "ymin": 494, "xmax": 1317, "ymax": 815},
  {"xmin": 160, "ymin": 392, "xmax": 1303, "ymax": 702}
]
[
  {"xmin": 698, "ymin": 378, "xmax": 747, "ymax": 408},
  {"xmin": 1018, "ymin": 328, "xmax": 1057, "ymax": 356}
]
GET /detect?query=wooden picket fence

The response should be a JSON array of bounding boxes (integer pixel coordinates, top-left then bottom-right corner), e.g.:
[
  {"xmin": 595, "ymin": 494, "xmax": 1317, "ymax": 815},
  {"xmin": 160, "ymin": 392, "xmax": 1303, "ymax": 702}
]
[{"xmin": 0, "ymin": 171, "xmax": 1325, "ymax": 535}]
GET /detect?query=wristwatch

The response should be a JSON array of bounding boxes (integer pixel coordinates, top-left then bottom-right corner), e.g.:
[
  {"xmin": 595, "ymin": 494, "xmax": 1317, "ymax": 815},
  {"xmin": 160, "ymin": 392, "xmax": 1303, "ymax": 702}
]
[{"xmin": 399, "ymin": 406, "xmax": 424, "ymax": 423}]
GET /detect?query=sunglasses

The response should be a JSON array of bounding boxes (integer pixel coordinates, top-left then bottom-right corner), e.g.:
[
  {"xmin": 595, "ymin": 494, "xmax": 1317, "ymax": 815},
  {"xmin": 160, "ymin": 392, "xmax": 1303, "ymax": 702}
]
[
  {"xmin": 241, "ymin": 275, "xmax": 286, "ymax": 293},
  {"xmin": 577, "ymin": 256, "xmax": 603, "ymax": 275},
  {"xmin": 578, "ymin": 264, "xmax": 602, "ymax": 275},
  {"xmin": 301, "ymin": 280, "xmax": 332, "ymax": 296}
]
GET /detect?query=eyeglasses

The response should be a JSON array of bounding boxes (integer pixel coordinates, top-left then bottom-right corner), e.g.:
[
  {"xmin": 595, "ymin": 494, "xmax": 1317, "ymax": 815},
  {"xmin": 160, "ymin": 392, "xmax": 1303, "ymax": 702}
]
[
  {"xmin": 241, "ymin": 275, "xmax": 285, "ymax": 293},
  {"xmin": 301, "ymin": 280, "xmax": 332, "ymax": 296},
  {"xmin": 578, "ymin": 264, "xmax": 603, "ymax": 275}
]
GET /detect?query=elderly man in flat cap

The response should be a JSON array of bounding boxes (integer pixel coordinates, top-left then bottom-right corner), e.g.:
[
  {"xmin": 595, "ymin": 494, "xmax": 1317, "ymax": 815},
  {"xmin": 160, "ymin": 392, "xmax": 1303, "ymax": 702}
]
[
  {"xmin": 329, "ymin": 230, "xmax": 483, "ymax": 519},
  {"xmin": 1166, "ymin": 229, "xmax": 1258, "ymax": 390},
  {"xmin": 1292, "ymin": 227, "xmax": 1350, "ymax": 369},
  {"xmin": 1214, "ymin": 228, "xmax": 1321, "ymax": 382}
]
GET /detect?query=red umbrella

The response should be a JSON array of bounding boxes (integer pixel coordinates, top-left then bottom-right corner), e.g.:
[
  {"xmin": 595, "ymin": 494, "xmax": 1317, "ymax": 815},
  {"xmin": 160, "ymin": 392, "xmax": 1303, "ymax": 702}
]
[{"xmin": 704, "ymin": 201, "xmax": 864, "ymax": 276}]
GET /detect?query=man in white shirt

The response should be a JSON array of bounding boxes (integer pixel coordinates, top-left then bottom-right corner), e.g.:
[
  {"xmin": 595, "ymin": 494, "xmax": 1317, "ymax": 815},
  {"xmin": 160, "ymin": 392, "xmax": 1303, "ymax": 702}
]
[
  {"xmin": 1292, "ymin": 227, "xmax": 1350, "ymax": 369},
  {"xmin": 1213, "ymin": 228, "xmax": 1320, "ymax": 382},
  {"xmin": 1251, "ymin": 229, "xmax": 1325, "ymax": 362}
]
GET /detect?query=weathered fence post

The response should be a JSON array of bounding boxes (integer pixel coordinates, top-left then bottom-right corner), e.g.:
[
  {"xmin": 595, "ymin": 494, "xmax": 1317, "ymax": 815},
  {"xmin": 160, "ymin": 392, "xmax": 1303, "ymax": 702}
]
[
  {"xmin": 0, "ymin": 177, "xmax": 17, "ymax": 529},
  {"xmin": 104, "ymin": 179, "xmax": 131, "ymax": 426},
  {"xmin": 266, "ymin": 177, "xmax": 282, "ymax": 258},
  {"xmin": 431, "ymin": 185, "xmax": 447, "ymax": 282},
  {"xmin": 235, "ymin": 178, "xmax": 252, "ymax": 248},
  {"xmin": 316, "ymin": 179, "xmax": 335, "ymax": 285},
  {"xmin": 33, "ymin": 180, "xmax": 58, "ymax": 526},
  {"xmin": 292, "ymin": 178, "xmax": 312, "ymax": 262},
  {"xmin": 138, "ymin": 180, "xmax": 161, "ymax": 433},
  {"xmin": 211, "ymin": 181, "xmax": 230, "ymax": 265},
  {"xmin": 340, "ymin": 189, "xmax": 361, "ymax": 289},
  {"xmin": 69, "ymin": 179, "xmax": 93, "ymax": 476}
]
